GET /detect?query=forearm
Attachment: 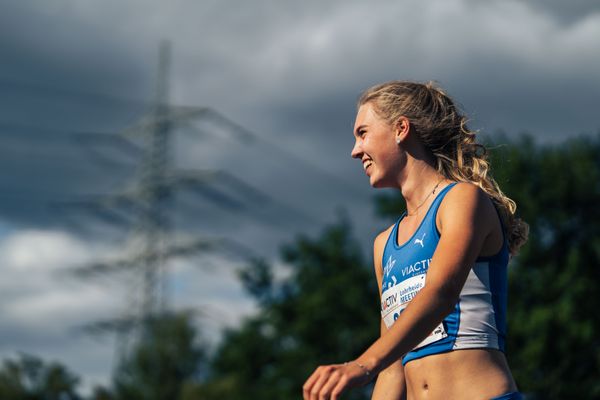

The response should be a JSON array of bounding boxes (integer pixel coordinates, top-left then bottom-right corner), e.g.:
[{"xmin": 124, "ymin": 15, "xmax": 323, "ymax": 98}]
[
  {"xmin": 359, "ymin": 285, "xmax": 456, "ymax": 374},
  {"xmin": 371, "ymin": 359, "xmax": 406, "ymax": 400}
]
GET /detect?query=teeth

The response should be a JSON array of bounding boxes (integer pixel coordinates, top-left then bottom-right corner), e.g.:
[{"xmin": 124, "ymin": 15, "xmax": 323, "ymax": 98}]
[{"xmin": 363, "ymin": 160, "xmax": 372, "ymax": 170}]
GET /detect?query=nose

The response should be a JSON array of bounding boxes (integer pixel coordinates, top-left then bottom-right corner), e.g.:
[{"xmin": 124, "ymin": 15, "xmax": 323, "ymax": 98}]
[{"xmin": 351, "ymin": 139, "xmax": 362, "ymax": 159}]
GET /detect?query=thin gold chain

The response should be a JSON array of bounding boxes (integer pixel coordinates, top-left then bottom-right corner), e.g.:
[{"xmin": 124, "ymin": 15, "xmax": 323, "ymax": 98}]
[{"xmin": 406, "ymin": 178, "xmax": 445, "ymax": 216}]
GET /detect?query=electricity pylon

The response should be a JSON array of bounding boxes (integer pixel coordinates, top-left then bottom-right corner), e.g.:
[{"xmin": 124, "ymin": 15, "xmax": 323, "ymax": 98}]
[{"xmin": 66, "ymin": 41, "xmax": 260, "ymax": 347}]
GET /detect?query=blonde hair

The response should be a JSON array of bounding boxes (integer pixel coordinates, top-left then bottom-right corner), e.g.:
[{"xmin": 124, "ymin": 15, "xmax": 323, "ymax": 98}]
[{"xmin": 359, "ymin": 80, "xmax": 528, "ymax": 255}]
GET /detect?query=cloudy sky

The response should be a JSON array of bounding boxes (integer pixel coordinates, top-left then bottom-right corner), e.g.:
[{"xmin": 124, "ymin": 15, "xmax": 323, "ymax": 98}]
[{"xmin": 1, "ymin": 0, "xmax": 599, "ymax": 393}]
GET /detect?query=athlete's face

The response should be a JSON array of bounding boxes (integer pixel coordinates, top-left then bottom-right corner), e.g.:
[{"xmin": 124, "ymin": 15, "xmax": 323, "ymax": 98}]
[{"xmin": 351, "ymin": 103, "xmax": 404, "ymax": 188}]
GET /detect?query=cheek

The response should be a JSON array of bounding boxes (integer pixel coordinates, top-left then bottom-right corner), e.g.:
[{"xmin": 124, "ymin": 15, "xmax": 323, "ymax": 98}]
[
  {"xmin": 363, "ymin": 136, "xmax": 372, "ymax": 148},
  {"xmin": 363, "ymin": 136, "xmax": 382, "ymax": 155}
]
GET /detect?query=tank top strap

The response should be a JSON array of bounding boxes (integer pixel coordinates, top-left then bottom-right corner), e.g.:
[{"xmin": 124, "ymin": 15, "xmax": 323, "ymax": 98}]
[
  {"xmin": 421, "ymin": 181, "xmax": 456, "ymax": 224},
  {"xmin": 385, "ymin": 213, "xmax": 405, "ymax": 251},
  {"xmin": 430, "ymin": 182, "xmax": 458, "ymax": 211}
]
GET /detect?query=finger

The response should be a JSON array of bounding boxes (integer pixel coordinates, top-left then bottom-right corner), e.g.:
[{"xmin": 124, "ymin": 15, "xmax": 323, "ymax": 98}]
[
  {"xmin": 317, "ymin": 370, "xmax": 340, "ymax": 400},
  {"xmin": 303, "ymin": 367, "xmax": 322, "ymax": 400},
  {"xmin": 303, "ymin": 366, "xmax": 330, "ymax": 400},
  {"xmin": 330, "ymin": 374, "xmax": 349, "ymax": 400},
  {"xmin": 309, "ymin": 369, "xmax": 332, "ymax": 400}
]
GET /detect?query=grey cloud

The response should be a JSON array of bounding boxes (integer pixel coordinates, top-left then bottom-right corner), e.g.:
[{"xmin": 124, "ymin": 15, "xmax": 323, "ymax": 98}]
[
  {"xmin": 1, "ymin": 0, "xmax": 599, "ymax": 257},
  {"xmin": 515, "ymin": 0, "xmax": 600, "ymax": 26}
]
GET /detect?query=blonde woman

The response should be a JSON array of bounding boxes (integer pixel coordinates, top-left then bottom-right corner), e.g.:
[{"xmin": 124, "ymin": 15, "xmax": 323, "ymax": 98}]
[{"xmin": 303, "ymin": 81, "xmax": 528, "ymax": 400}]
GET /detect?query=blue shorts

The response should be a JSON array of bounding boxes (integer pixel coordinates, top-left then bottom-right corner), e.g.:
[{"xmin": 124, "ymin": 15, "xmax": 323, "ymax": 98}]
[{"xmin": 491, "ymin": 392, "xmax": 523, "ymax": 400}]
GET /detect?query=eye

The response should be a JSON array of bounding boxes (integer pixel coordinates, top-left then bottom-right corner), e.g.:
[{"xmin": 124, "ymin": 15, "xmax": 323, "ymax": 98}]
[{"xmin": 357, "ymin": 129, "xmax": 366, "ymax": 138}]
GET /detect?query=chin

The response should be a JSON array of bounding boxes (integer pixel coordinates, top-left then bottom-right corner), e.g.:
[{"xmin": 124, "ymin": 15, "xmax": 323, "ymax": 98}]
[
  {"xmin": 369, "ymin": 177, "xmax": 385, "ymax": 188},
  {"xmin": 370, "ymin": 175, "xmax": 394, "ymax": 189}
]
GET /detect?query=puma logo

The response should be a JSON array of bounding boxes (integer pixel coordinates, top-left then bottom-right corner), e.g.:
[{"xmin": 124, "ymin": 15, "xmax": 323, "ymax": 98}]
[{"xmin": 414, "ymin": 233, "xmax": 426, "ymax": 248}]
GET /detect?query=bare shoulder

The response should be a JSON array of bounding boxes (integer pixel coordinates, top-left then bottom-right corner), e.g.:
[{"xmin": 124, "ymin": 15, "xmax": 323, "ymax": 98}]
[
  {"xmin": 442, "ymin": 181, "xmax": 487, "ymax": 205},
  {"xmin": 374, "ymin": 224, "xmax": 394, "ymax": 250},
  {"xmin": 437, "ymin": 182, "xmax": 496, "ymax": 232}
]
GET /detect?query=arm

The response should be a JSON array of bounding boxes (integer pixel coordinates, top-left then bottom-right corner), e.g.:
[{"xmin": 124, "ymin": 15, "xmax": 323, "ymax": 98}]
[
  {"xmin": 357, "ymin": 183, "xmax": 495, "ymax": 374},
  {"xmin": 303, "ymin": 183, "xmax": 496, "ymax": 400},
  {"xmin": 371, "ymin": 230, "xmax": 406, "ymax": 400},
  {"xmin": 371, "ymin": 321, "xmax": 407, "ymax": 400}
]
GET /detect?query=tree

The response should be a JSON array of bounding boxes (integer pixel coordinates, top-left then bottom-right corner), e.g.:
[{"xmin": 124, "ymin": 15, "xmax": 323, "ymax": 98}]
[
  {"xmin": 489, "ymin": 134, "xmax": 600, "ymax": 399},
  {"xmin": 0, "ymin": 353, "xmax": 82, "ymax": 400},
  {"xmin": 110, "ymin": 311, "xmax": 206, "ymax": 400},
  {"xmin": 197, "ymin": 217, "xmax": 380, "ymax": 399}
]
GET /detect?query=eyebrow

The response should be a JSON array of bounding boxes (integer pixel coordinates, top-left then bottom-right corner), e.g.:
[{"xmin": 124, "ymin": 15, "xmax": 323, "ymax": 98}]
[{"xmin": 354, "ymin": 124, "xmax": 367, "ymax": 135}]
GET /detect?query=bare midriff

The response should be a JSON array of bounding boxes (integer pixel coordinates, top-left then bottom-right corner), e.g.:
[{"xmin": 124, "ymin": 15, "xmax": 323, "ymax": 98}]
[{"xmin": 404, "ymin": 348, "xmax": 517, "ymax": 400}]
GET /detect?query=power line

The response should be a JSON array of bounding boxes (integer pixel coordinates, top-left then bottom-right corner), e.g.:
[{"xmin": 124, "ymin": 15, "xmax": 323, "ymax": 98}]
[
  {"xmin": 0, "ymin": 76, "xmax": 367, "ymax": 199},
  {"xmin": 59, "ymin": 42, "xmax": 322, "ymax": 358},
  {"xmin": 61, "ymin": 42, "xmax": 265, "ymax": 354}
]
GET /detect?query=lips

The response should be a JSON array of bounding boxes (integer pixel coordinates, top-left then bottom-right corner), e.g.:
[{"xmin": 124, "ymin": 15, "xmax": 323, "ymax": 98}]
[{"xmin": 362, "ymin": 159, "xmax": 373, "ymax": 171}]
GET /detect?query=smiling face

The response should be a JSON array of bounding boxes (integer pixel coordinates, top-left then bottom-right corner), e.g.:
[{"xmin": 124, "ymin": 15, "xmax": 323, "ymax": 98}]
[{"xmin": 351, "ymin": 102, "xmax": 406, "ymax": 188}]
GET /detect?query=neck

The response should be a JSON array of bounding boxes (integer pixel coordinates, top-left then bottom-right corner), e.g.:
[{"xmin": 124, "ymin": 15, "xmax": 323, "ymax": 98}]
[{"xmin": 398, "ymin": 158, "xmax": 445, "ymax": 214}]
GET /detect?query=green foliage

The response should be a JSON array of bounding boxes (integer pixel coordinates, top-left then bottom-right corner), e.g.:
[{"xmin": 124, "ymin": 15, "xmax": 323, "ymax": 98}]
[
  {"xmin": 0, "ymin": 353, "xmax": 82, "ymax": 400},
  {"xmin": 197, "ymin": 218, "xmax": 380, "ymax": 399},
  {"xmin": 110, "ymin": 312, "xmax": 206, "ymax": 400},
  {"xmin": 489, "ymin": 134, "xmax": 600, "ymax": 399},
  {"xmin": 374, "ymin": 133, "xmax": 600, "ymax": 399},
  {"xmin": 89, "ymin": 386, "xmax": 114, "ymax": 400},
  {"xmin": 237, "ymin": 257, "xmax": 273, "ymax": 305}
]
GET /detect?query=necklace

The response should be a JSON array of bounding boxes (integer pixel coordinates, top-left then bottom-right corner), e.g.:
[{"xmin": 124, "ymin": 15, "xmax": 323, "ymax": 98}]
[{"xmin": 406, "ymin": 178, "xmax": 445, "ymax": 216}]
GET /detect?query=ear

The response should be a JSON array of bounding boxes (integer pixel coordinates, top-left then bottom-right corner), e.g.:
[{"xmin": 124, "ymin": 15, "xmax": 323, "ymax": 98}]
[{"xmin": 394, "ymin": 117, "xmax": 410, "ymax": 144}]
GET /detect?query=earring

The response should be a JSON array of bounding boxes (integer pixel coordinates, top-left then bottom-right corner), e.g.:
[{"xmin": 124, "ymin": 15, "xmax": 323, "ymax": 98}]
[{"xmin": 396, "ymin": 138, "xmax": 401, "ymax": 145}]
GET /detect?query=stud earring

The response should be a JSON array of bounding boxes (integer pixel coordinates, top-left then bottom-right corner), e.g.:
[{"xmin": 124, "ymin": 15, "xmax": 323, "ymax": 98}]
[{"xmin": 396, "ymin": 138, "xmax": 401, "ymax": 144}]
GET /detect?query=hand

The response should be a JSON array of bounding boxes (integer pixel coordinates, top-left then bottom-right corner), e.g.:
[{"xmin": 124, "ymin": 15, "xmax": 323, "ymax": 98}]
[{"xmin": 302, "ymin": 361, "xmax": 373, "ymax": 400}]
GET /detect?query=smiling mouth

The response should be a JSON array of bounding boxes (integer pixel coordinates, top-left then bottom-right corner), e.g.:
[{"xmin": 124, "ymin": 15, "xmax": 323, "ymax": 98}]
[{"xmin": 363, "ymin": 160, "xmax": 373, "ymax": 171}]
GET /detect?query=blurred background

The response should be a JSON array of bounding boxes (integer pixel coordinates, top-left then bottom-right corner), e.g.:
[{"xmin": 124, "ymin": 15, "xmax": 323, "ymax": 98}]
[{"xmin": 0, "ymin": 1, "xmax": 598, "ymax": 399}]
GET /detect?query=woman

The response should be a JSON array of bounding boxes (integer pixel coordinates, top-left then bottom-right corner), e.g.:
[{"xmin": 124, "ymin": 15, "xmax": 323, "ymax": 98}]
[{"xmin": 302, "ymin": 81, "xmax": 528, "ymax": 400}]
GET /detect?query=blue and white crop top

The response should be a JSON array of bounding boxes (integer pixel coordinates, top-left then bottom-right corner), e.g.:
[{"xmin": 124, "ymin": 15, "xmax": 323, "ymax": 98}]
[{"xmin": 380, "ymin": 182, "xmax": 509, "ymax": 365}]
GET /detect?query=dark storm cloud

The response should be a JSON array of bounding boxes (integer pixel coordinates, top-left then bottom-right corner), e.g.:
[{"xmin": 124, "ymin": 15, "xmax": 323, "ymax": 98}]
[
  {"xmin": 0, "ymin": 2, "xmax": 150, "ymax": 96},
  {"xmin": 0, "ymin": 0, "xmax": 382, "ymax": 255},
  {"xmin": 0, "ymin": 0, "xmax": 598, "ymax": 264},
  {"xmin": 233, "ymin": 0, "xmax": 600, "ymax": 140},
  {"xmin": 0, "ymin": 1, "xmax": 153, "ymax": 230},
  {"xmin": 518, "ymin": 0, "xmax": 600, "ymax": 26},
  {"xmin": 1, "ymin": 0, "xmax": 599, "ymax": 248}
]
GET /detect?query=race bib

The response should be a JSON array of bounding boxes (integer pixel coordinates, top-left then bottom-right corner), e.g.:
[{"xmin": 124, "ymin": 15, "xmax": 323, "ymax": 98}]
[{"xmin": 380, "ymin": 273, "xmax": 447, "ymax": 349}]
